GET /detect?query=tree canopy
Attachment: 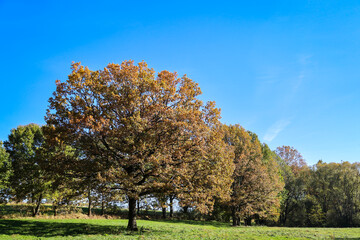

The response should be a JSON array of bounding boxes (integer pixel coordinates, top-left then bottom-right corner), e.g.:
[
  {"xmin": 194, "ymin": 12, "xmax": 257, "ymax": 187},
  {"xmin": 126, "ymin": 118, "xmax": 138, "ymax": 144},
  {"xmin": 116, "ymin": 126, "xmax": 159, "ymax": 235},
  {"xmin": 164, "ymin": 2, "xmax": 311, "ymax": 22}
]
[
  {"xmin": 4, "ymin": 124, "xmax": 49, "ymax": 216},
  {"xmin": 45, "ymin": 61, "xmax": 234, "ymax": 230},
  {"xmin": 223, "ymin": 125, "xmax": 283, "ymax": 226}
]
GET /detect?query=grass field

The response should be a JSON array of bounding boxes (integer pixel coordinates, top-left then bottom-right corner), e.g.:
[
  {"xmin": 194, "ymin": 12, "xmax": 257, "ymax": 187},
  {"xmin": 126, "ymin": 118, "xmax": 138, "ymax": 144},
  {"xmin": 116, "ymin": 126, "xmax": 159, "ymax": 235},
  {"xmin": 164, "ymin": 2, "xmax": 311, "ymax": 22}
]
[{"xmin": 1, "ymin": 218, "xmax": 360, "ymax": 239}]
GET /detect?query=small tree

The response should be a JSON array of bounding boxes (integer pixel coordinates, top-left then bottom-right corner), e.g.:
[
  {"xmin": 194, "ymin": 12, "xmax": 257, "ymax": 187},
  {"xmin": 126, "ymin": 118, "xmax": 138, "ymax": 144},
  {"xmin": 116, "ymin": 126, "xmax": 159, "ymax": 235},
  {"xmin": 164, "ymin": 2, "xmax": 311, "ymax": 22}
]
[{"xmin": 4, "ymin": 124, "xmax": 50, "ymax": 216}]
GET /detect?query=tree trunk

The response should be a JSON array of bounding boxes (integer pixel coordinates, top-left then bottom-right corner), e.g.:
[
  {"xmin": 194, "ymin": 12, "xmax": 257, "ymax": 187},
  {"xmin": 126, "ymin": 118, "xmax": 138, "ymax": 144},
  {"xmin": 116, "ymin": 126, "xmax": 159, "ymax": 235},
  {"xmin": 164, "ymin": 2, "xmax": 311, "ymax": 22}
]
[
  {"xmin": 32, "ymin": 194, "xmax": 42, "ymax": 217},
  {"xmin": 101, "ymin": 199, "xmax": 105, "ymax": 215},
  {"xmin": 254, "ymin": 214, "xmax": 260, "ymax": 225},
  {"xmin": 88, "ymin": 189, "xmax": 92, "ymax": 217},
  {"xmin": 169, "ymin": 196, "xmax": 174, "ymax": 218},
  {"xmin": 232, "ymin": 207, "xmax": 238, "ymax": 226},
  {"xmin": 53, "ymin": 205, "xmax": 57, "ymax": 217},
  {"xmin": 137, "ymin": 200, "xmax": 140, "ymax": 215},
  {"xmin": 162, "ymin": 207, "xmax": 166, "ymax": 219},
  {"xmin": 127, "ymin": 197, "xmax": 138, "ymax": 231},
  {"xmin": 280, "ymin": 198, "xmax": 289, "ymax": 225},
  {"xmin": 245, "ymin": 217, "xmax": 252, "ymax": 226}
]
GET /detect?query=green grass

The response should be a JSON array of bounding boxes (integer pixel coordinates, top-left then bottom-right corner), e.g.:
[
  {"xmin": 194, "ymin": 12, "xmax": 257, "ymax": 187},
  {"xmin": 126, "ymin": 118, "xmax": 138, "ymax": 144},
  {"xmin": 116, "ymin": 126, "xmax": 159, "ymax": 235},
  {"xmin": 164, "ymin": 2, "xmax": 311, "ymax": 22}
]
[{"xmin": 1, "ymin": 218, "xmax": 360, "ymax": 239}]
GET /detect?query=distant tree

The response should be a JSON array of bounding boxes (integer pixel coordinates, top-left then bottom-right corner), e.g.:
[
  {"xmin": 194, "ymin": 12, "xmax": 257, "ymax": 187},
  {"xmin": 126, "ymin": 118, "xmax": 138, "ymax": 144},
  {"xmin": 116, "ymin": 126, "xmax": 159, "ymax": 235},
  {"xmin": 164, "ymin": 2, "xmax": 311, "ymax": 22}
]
[
  {"xmin": 91, "ymin": 181, "xmax": 123, "ymax": 216},
  {"xmin": 224, "ymin": 125, "xmax": 282, "ymax": 226},
  {"xmin": 259, "ymin": 143, "xmax": 284, "ymax": 223},
  {"xmin": 45, "ymin": 61, "xmax": 234, "ymax": 230},
  {"xmin": 0, "ymin": 141, "xmax": 11, "ymax": 203},
  {"xmin": 275, "ymin": 146, "xmax": 306, "ymax": 175},
  {"xmin": 38, "ymin": 139, "xmax": 81, "ymax": 216},
  {"xmin": 4, "ymin": 124, "xmax": 50, "ymax": 216},
  {"xmin": 40, "ymin": 127, "xmax": 102, "ymax": 217},
  {"xmin": 275, "ymin": 146, "xmax": 308, "ymax": 226},
  {"xmin": 309, "ymin": 161, "xmax": 360, "ymax": 227},
  {"xmin": 153, "ymin": 193, "xmax": 169, "ymax": 219},
  {"xmin": 306, "ymin": 161, "xmax": 333, "ymax": 226}
]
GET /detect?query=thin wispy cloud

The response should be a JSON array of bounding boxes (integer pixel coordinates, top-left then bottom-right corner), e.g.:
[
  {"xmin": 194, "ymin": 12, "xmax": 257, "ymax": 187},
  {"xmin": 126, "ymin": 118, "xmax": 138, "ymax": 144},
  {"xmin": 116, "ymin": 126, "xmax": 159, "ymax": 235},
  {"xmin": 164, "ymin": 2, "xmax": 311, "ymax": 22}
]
[
  {"xmin": 263, "ymin": 119, "xmax": 291, "ymax": 142},
  {"xmin": 298, "ymin": 54, "xmax": 313, "ymax": 65},
  {"xmin": 293, "ymin": 70, "xmax": 305, "ymax": 91}
]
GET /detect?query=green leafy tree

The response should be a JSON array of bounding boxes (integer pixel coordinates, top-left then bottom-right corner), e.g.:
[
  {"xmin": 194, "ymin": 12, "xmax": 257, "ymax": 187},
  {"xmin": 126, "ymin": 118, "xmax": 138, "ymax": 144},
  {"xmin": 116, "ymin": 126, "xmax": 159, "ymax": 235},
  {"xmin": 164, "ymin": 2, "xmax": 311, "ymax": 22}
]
[
  {"xmin": 4, "ymin": 124, "xmax": 50, "ymax": 216},
  {"xmin": 305, "ymin": 195, "xmax": 325, "ymax": 227},
  {"xmin": 306, "ymin": 161, "xmax": 333, "ymax": 226},
  {"xmin": 39, "ymin": 129, "xmax": 101, "ymax": 217},
  {"xmin": 0, "ymin": 141, "xmax": 11, "ymax": 203},
  {"xmin": 309, "ymin": 161, "xmax": 360, "ymax": 227},
  {"xmin": 39, "ymin": 140, "xmax": 84, "ymax": 216},
  {"xmin": 276, "ymin": 146, "xmax": 309, "ymax": 226}
]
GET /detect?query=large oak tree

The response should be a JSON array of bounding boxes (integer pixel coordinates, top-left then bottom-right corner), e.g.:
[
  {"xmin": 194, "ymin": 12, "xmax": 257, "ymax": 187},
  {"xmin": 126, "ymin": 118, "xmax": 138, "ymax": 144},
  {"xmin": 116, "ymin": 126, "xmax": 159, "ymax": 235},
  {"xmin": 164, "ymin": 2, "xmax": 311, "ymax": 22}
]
[{"xmin": 45, "ymin": 61, "xmax": 234, "ymax": 230}]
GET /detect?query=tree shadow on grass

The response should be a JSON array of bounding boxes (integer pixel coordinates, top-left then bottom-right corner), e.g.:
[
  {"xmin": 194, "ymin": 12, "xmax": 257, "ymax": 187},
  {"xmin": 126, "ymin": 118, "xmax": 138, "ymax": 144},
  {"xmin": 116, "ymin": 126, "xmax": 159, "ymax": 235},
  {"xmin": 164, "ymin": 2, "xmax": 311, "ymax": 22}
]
[
  {"xmin": 154, "ymin": 219, "xmax": 230, "ymax": 228},
  {"xmin": 0, "ymin": 219, "xmax": 161, "ymax": 238}
]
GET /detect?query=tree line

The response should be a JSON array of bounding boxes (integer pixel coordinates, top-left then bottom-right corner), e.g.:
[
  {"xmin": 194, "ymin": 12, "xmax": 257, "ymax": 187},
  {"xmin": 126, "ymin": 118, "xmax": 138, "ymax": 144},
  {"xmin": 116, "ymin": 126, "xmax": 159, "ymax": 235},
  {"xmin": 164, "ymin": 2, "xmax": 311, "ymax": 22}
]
[{"xmin": 0, "ymin": 61, "xmax": 359, "ymax": 229}]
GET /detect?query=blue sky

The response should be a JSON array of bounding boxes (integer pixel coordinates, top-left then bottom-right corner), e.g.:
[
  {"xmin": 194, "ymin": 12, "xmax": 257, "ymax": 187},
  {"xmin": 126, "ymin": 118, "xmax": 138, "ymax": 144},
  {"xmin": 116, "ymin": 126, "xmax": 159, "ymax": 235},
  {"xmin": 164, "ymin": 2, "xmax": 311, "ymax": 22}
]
[{"xmin": 1, "ymin": 1, "xmax": 360, "ymax": 165}]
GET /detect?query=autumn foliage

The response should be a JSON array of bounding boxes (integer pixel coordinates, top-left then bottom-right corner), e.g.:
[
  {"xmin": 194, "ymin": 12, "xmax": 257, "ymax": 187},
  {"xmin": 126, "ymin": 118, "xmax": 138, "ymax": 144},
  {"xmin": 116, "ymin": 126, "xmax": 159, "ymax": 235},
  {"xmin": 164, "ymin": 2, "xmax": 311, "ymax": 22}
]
[
  {"xmin": 45, "ymin": 61, "xmax": 234, "ymax": 230},
  {"xmin": 1, "ymin": 60, "xmax": 359, "ymax": 229},
  {"xmin": 223, "ymin": 125, "xmax": 283, "ymax": 226}
]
